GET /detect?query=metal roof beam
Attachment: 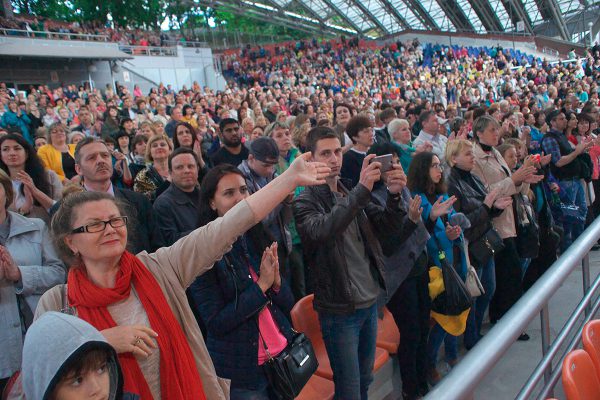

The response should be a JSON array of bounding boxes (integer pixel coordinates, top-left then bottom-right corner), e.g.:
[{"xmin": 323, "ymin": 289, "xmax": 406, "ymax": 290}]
[
  {"xmin": 468, "ymin": 0, "xmax": 505, "ymax": 31},
  {"xmin": 435, "ymin": 0, "xmax": 475, "ymax": 31},
  {"xmin": 378, "ymin": 0, "xmax": 411, "ymax": 29},
  {"xmin": 503, "ymin": 0, "xmax": 534, "ymax": 33},
  {"xmin": 402, "ymin": 0, "xmax": 439, "ymax": 29},
  {"xmin": 533, "ymin": 0, "xmax": 554, "ymax": 20},
  {"xmin": 290, "ymin": 0, "xmax": 326, "ymax": 23},
  {"xmin": 349, "ymin": 0, "xmax": 392, "ymax": 34},
  {"xmin": 319, "ymin": 0, "xmax": 365, "ymax": 33},
  {"xmin": 546, "ymin": 0, "xmax": 572, "ymax": 39}
]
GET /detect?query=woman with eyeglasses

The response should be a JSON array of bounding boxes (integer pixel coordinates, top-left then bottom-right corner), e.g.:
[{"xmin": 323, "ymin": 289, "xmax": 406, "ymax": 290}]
[
  {"xmin": 33, "ymin": 153, "xmax": 330, "ymax": 400},
  {"xmin": 407, "ymin": 151, "xmax": 463, "ymax": 386}
]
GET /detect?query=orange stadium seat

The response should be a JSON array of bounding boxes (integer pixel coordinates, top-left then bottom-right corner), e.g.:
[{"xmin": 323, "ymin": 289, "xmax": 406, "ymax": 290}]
[
  {"xmin": 582, "ymin": 320, "xmax": 600, "ymax": 382},
  {"xmin": 296, "ymin": 374, "xmax": 335, "ymax": 400},
  {"xmin": 376, "ymin": 307, "xmax": 401, "ymax": 354},
  {"xmin": 290, "ymin": 294, "xmax": 390, "ymax": 380},
  {"xmin": 562, "ymin": 349, "xmax": 600, "ymax": 400}
]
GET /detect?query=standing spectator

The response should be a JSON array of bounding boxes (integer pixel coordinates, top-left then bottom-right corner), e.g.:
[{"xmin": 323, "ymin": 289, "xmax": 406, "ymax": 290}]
[
  {"xmin": 0, "ymin": 168, "xmax": 65, "ymax": 393},
  {"xmin": 189, "ymin": 165, "xmax": 295, "ymax": 398},
  {"xmin": 341, "ymin": 115, "xmax": 375, "ymax": 189},
  {"xmin": 294, "ymin": 126, "xmax": 408, "ymax": 399},
  {"xmin": 210, "ymin": 118, "xmax": 250, "ymax": 167},
  {"xmin": 37, "ymin": 122, "xmax": 77, "ymax": 184},
  {"xmin": 413, "ymin": 111, "xmax": 448, "ymax": 163},
  {"xmin": 471, "ymin": 115, "xmax": 542, "ymax": 332},
  {"xmin": 1, "ymin": 100, "xmax": 32, "ymax": 144},
  {"xmin": 133, "ymin": 134, "xmax": 172, "ymax": 201},
  {"xmin": 153, "ymin": 148, "xmax": 201, "ymax": 247}
]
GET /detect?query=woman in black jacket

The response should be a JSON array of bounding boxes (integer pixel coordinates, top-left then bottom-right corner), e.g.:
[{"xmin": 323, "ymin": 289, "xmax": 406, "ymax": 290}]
[
  {"xmin": 445, "ymin": 139, "xmax": 513, "ymax": 349},
  {"xmin": 189, "ymin": 164, "xmax": 295, "ymax": 400}
]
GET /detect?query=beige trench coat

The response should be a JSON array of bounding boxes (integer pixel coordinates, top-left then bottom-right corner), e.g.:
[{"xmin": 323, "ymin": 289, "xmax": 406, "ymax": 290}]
[{"xmin": 471, "ymin": 143, "xmax": 529, "ymax": 239}]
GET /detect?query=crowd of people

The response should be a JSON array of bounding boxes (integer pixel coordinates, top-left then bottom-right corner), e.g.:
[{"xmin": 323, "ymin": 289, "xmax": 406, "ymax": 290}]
[
  {"xmin": 0, "ymin": 14, "xmax": 182, "ymax": 46},
  {"xmin": 1, "ymin": 35, "xmax": 600, "ymax": 400}
]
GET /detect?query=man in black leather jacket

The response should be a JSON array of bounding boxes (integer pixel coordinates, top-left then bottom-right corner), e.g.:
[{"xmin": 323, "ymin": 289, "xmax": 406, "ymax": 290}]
[{"xmin": 293, "ymin": 126, "xmax": 410, "ymax": 400}]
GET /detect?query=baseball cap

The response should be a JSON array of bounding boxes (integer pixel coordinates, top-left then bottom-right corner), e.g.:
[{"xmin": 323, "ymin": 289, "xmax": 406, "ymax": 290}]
[{"xmin": 249, "ymin": 136, "xmax": 279, "ymax": 164}]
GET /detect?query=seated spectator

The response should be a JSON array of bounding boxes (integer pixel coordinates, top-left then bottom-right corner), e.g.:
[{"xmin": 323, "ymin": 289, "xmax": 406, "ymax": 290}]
[
  {"xmin": 71, "ymin": 106, "xmax": 98, "ymax": 137},
  {"xmin": 407, "ymin": 152, "xmax": 463, "ymax": 384},
  {"xmin": 34, "ymin": 150, "xmax": 329, "ymax": 399},
  {"xmin": 68, "ymin": 130, "xmax": 85, "ymax": 145},
  {"xmin": 189, "ymin": 164, "xmax": 295, "ymax": 398},
  {"xmin": 0, "ymin": 168, "xmax": 65, "ymax": 391},
  {"xmin": 341, "ymin": 115, "xmax": 374, "ymax": 188},
  {"xmin": 389, "ymin": 118, "xmax": 432, "ymax": 172},
  {"xmin": 37, "ymin": 122, "xmax": 77, "ymax": 184},
  {"xmin": 101, "ymin": 105, "xmax": 120, "ymax": 139},
  {"xmin": 445, "ymin": 139, "xmax": 512, "ymax": 350},
  {"xmin": 173, "ymin": 121, "xmax": 206, "ymax": 170},
  {"xmin": 133, "ymin": 134, "xmax": 172, "ymax": 201},
  {"xmin": 22, "ymin": 312, "xmax": 123, "ymax": 400},
  {"xmin": 0, "ymin": 134, "xmax": 62, "ymax": 222},
  {"xmin": 294, "ymin": 126, "xmax": 407, "ymax": 399},
  {"xmin": 413, "ymin": 111, "xmax": 448, "ymax": 163},
  {"xmin": 210, "ymin": 118, "xmax": 249, "ymax": 167},
  {"xmin": 153, "ymin": 148, "xmax": 201, "ymax": 247},
  {"xmin": 33, "ymin": 135, "xmax": 47, "ymax": 151},
  {"xmin": 165, "ymin": 106, "xmax": 182, "ymax": 138}
]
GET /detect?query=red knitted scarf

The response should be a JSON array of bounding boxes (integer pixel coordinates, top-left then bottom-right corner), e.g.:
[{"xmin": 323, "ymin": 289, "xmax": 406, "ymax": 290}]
[{"xmin": 67, "ymin": 251, "xmax": 206, "ymax": 400}]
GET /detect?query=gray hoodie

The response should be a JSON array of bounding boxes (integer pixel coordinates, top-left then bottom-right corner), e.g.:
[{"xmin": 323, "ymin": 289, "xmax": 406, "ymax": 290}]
[{"xmin": 21, "ymin": 312, "xmax": 122, "ymax": 400}]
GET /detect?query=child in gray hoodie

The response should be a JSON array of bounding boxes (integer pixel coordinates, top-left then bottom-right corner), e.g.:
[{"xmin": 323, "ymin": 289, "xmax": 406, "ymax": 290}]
[{"xmin": 20, "ymin": 312, "xmax": 123, "ymax": 400}]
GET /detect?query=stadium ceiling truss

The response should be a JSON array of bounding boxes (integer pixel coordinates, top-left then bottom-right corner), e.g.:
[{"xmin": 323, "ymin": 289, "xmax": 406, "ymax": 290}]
[{"xmin": 199, "ymin": 0, "xmax": 600, "ymax": 41}]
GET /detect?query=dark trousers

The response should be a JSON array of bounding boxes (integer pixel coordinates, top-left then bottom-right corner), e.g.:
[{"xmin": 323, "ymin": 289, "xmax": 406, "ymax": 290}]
[
  {"xmin": 386, "ymin": 271, "xmax": 430, "ymax": 399},
  {"xmin": 0, "ymin": 377, "xmax": 9, "ymax": 397},
  {"xmin": 288, "ymin": 243, "xmax": 306, "ymax": 301},
  {"xmin": 489, "ymin": 237, "xmax": 523, "ymax": 323}
]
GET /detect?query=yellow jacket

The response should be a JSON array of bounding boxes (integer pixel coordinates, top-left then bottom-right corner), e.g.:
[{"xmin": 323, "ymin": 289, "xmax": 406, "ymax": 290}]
[{"xmin": 37, "ymin": 144, "xmax": 76, "ymax": 181}]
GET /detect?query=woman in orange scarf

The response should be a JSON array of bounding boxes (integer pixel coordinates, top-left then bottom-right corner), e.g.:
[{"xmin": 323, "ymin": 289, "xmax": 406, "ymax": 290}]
[{"xmin": 35, "ymin": 153, "xmax": 329, "ymax": 399}]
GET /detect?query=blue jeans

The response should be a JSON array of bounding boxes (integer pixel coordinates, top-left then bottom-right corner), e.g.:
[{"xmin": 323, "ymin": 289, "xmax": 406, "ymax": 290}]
[
  {"xmin": 559, "ymin": 180, "xmax": 587, "ymax": 252},
  {"xmin": 427, "ymin": 322, "xmax": 458, "ymax": 368},
  {"xmin": 520, "ymin": 258, "xmax": 531, "ymax": 280},
  {"xmin": 319, "ymin": 303, "xmax": 378, "ymax": 400},
  {"xmin": 464, "ymin": 257, "xmax": 496, "ymax": 347}
]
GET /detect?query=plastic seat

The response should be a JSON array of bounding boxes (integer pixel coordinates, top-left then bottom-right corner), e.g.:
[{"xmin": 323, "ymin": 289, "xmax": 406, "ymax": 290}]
[
  {"xmin": 290, "ymin": 295, "xmax": 390, "ymax": 380},
  {"xmin": 562, "ymin": 349, "xmax": 600, "ymax": 400},
  {"xmin": 376, "ymin": 307, "xmax": 400, "ymax": 354},
  {"xmin": 582, "ymin": 320, "xmax": 600, "ymax": 382},
  {"xmin": 296, "ymin": 374, "xmax": 335, "ymax": 400}
]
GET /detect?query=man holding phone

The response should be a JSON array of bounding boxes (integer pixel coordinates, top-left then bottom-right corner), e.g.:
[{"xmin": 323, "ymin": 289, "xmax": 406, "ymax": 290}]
[{"xmin": 294, "ymin": 126, "xmax": 416, "ymax": 400}]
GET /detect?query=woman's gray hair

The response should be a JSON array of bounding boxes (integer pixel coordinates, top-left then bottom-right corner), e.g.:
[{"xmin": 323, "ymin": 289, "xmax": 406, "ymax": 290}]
[
  {"xmin": 387, "ymin": 118, "xmax": 409, "ymax": 136},
  {"xmin": 472, "ymin": 115, "xmax": 499, "ymax": 142}
]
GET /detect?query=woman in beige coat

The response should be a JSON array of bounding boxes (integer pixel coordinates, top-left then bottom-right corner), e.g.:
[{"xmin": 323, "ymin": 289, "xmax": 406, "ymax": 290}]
[
  {"xmin": 471, "ymin": 115, "xmax": 543, "ymax": 332},
  {"xmin": 34, "ymin": 153, "xmax": 330, "ymax": 399}
]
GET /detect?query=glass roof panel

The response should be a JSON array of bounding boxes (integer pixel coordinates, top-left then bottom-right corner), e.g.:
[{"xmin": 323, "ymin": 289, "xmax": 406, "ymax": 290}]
[
  {"xmin": 329, "ymin": 0, "xmax": 375, "ymax": 31},
  {"xmin": 522, "ymin": 0, "xmax": 543, "ymax": 25},
  {"xmin": 488, "ymin": 0, "xmax": 513, "ymax": 30},
  {"xmin": 295, "ymin": 0, "xmax": 332, "ymax": 16},
  {"xmin": 455, "ymin": 0, "xmax": 486, "ymax": 33},
  {"xmin": 556, "ymin": 0, "xmax": 581, "ymax": 15},
  {"xmin": 369, "ymin": 0, "xmax": 405, "ymax": 33},
  {"xmin": 420, "ymin": 0, "xmax": 455, "ymax": 31},
  {"xmin": 388, "ymin": 0, "xmax": 425, "ymax": 30},
  {"xmin": 269, "ymin": 0, "xmax": 292, "ymax": 6}
]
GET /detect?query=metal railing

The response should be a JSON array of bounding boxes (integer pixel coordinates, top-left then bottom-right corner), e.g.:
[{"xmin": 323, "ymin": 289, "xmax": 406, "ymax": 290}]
[
  {"xmin": 118, "ymin": 45, "xmax": 178, "ymax": 57},
  {"xmin": 163, "ymin": 39, "xmax": 209, "ymax": 48},
  {"xmin": 425, "ymin": 216, "xmax": 600, "ymax": 400},
  {"xmin": 0, "ymin": 27, "xmax": 109, "ymax": 41}
]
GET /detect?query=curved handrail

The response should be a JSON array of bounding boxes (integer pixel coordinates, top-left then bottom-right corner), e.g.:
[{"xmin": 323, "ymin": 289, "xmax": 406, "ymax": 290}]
[
  {"xmin": 0, "ymin": 27, "xmax": 109, "ymax": 41},
  {"xmin": 425, "ymin": 216, "xmax": 600, "ymax": 400}
]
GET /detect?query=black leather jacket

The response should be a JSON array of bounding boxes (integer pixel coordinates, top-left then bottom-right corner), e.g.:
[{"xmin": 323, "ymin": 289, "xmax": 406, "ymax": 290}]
[
  {"xmin": 293, "ymin": 181, "xmax": 407, "ymax": 315},
  {"xmin": 446, "ymin": 166, "xmax": 502, "ymax": 243}
]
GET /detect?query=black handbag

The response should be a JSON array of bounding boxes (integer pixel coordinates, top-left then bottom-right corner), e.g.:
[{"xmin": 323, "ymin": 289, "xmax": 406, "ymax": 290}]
[
  {"xmin": 259, "ymin": 330, "xmax": 319, "ymax": 399},
  {"xmin": 513, "ymin": 193, "xmax": 540, "ymax": 259},
  {"xmin": 469, "ymin": 228, "xmax": 505, "ymax": 268},
  {"xmin": 430, "ymin": 235, "xmax": 472, "ymax": 316}
]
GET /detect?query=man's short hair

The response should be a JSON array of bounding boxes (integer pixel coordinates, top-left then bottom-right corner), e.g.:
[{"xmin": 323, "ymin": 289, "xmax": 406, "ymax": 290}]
[
  {"xmin": 419, "ymin": 110, "xmax": 436, "ymax": 125},
  {"xmin": 74, "ymin": 137, "xmax": 108, "ymax": 164},
  {"xmin": 546, "ymin": 109, "xmax": 562, "ymax": 126},
  {"xmin": 378, "ymin": 108, "xmax": 396, "ymax": 123},
  {"xmin": 219, "ymin": 117, "xmax": 239, "ymax": 133},
  {"xmin": 168, "ymin": 147, "xmax": 199, "ymax": 172},
  {"xmin": 346, "ymin": 115, "xmax": 372, "ymax": 143},
  {"xmin": 306, "ymin": 126, "xmax": 339, "ymax": 154}
]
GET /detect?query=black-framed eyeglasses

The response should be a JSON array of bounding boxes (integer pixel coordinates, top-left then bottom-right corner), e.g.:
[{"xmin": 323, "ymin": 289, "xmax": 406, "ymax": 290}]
[{"xmin": 71, "ymin": 216, "xmax": 128, "ymax": 234}]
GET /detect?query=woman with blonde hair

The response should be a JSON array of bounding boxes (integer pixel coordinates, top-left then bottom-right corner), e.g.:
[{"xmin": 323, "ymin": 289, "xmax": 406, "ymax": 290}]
[
  {"xmin": 133, "ymin": 134, "xmax": 172, "ymax": 201},
  {"xmin": 37, "ymin": 122, "xmax": 77, "ymax": 183}
]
